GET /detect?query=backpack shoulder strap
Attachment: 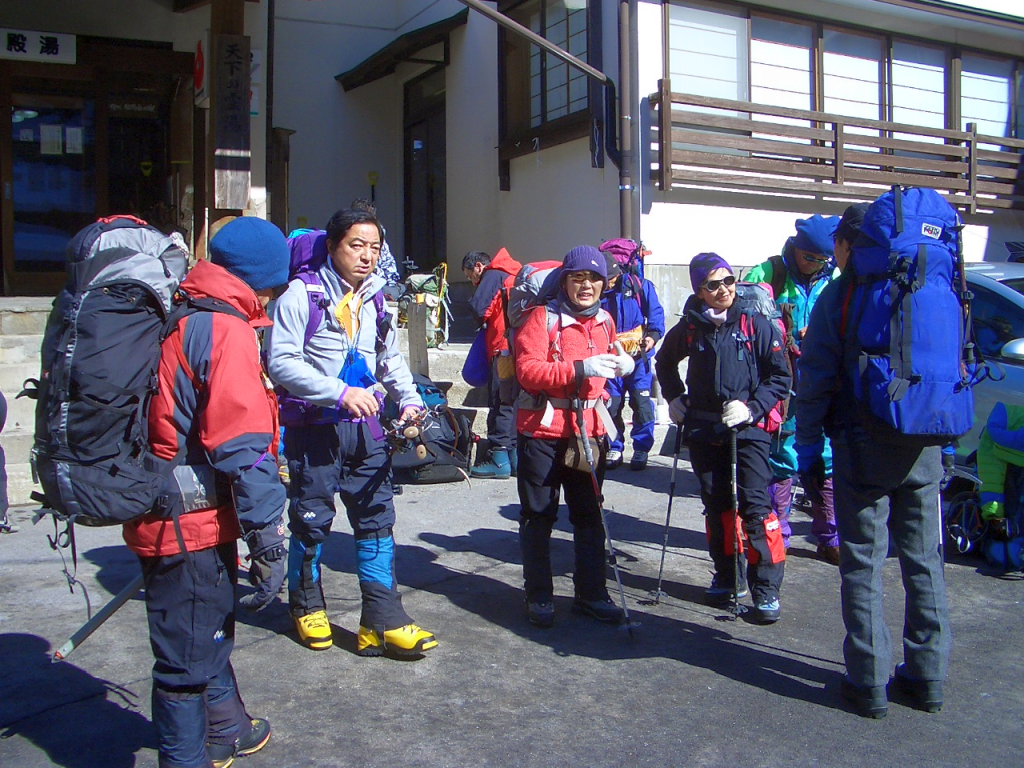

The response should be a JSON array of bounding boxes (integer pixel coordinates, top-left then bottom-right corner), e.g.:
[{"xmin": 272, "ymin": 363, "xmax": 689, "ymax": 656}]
[
  {"xmin": 296, "ymin": 272, "xmax": 327, "ymax": 346},
  {"xmin": 373, "ymin": 289, "xmax": 390, "ymax": 354},
  {"xmin": 768, "ymin": 253, "xmax": 788, "ymax": 302}
]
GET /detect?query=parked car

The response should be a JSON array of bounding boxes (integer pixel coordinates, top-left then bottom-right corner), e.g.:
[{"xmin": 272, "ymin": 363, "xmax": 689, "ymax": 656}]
[{"xmin": 957, "ymin": 262, "xmax": 1024, "ymax": 465}]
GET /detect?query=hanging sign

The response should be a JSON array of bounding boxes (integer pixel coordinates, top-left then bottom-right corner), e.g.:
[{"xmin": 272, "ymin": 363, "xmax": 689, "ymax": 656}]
[{"xmin": 1, "ymin": 28, "xmax": 76, "ymax": 64}]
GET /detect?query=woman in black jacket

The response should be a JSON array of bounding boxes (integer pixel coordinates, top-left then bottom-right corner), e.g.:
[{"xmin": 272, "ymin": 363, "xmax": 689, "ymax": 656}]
[{"xmin": 655, "ymin": 253, "xmax": 791, "ymax": 623}]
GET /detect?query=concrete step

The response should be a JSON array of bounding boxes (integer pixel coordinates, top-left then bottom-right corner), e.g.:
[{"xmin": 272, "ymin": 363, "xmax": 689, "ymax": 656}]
[
  {"xmin": 0, "ymin": 363, "xmax": 38, "ymax": 394},
  {"xmin": 0, "ymin": 298, "xmax": 54, "ymax": 336},
  {"xmin": 4, "ymin": 394, "xmax": 36, "ymax": 434},
  {"xmin": 1, "ymin": 430, "xmax": 34, "ymax": 466},
  {"xmin": 0, "ymin": 334, "xmax": 44, "ymax": 365}
]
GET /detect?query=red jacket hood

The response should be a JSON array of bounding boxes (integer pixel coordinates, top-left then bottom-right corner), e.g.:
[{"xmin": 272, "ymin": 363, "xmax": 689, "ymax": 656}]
[
  {"xmin": 179, "ymin": 259, "xmax": 272, "ymax": 329},
  {"xmin": 483, "ymin": 247, "xmax": 522, "ymax": 278}
]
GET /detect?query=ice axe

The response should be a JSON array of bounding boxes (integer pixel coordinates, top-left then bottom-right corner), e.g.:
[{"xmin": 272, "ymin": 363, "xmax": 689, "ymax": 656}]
[{"xmin": 53, "ymin": 572, "xmax": 145, "ymax": 662}]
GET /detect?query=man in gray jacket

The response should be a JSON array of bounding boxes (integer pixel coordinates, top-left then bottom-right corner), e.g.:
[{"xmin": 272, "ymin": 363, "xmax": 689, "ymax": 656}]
[{"xmin": 267, "ymin": 207, "xmax": 437, "ymax": 657}]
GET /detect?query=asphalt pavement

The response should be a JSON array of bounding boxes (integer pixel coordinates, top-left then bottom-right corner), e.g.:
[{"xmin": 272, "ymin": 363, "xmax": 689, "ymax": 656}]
[{"xmin": 1, "ymin": 425, "xmax": 1022, "ymax": 768}]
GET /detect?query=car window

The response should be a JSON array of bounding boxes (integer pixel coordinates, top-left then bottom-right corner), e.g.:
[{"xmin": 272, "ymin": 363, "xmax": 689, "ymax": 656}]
[
  {"xmin": 1001, "ymin": 277, "xmax": 1024, "ymax": 296},
  {"xmin": 971, "ymin": 283, "xmax": 1024, "ymax": 358}
]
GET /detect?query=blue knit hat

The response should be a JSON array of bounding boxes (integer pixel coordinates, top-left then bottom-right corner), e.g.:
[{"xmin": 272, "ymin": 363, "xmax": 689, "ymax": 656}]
[
  {"xmin": 562, "ymin": 245, "xmax": 607, "ymax": 280},
  {"xmin": 793, "ymin": 214, "xmax": 840, "ymax": 258},
  {"xmin": 209, "ymin": 217, "xmax": 290, "ymax": 291},
  {"xmin": 689, "ymin": 252, "xmax": 732, "ymax": 290}
]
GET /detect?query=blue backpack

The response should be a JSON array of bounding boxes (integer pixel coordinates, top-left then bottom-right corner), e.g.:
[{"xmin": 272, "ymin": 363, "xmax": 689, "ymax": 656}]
[{"xmin": 838, "ymin": 186, "xmax": 975, "ymax": 445}]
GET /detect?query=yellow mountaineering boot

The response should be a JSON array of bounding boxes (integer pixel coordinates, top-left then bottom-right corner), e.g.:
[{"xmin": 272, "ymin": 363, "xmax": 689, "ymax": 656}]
[
  {"xmin": 294, "ymin": 610, "xmax": 333, "ymax": 650},
  {"xmin": 357, "ymin": 624, "xmax": 438, "ymax": 657}
]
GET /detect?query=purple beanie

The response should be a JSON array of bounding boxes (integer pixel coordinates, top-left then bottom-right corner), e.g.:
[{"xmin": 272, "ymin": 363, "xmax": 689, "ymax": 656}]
[
  {"xmin": 562, "ymin": 245, "xmax": 607, "ymax": 280},
  {"xmin": 793, "ymin": 214, "xmax": 840, "ymax": 258},
  {"xmin": 689, "ymin": 252, "xmax": 732, "ymax": 289}
]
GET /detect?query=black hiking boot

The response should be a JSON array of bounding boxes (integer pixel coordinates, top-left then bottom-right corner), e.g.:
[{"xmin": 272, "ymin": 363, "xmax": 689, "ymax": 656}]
[
  {"xmin": 892, "ymin": 663, "xmax": 943, "ymax": 713},
  {"xmin": 840, "ymin": 677, "xmax": 888, "ymax": 719},
  {"xmin": 573, "ymin": 596, "xmax": 624, "ymax": 624}
]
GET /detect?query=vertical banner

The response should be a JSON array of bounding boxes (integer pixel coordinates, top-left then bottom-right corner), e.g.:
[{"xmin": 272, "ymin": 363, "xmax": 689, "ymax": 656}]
[{"xmin": 212, "ymin": 33, "xmax": 250, "ymax": 210}]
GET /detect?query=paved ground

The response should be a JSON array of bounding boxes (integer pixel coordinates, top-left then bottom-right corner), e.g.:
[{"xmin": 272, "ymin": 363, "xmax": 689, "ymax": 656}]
[{"xmin": 1, "ymin": 426, "xmax": 1023, "ymax": 768}]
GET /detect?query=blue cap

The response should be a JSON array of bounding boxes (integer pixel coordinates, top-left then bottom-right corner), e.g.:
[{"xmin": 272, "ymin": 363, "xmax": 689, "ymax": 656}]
[
  {"xmin": 793, "ymin": 215, "xmax": 840, "ymax": 258},
  {"xmin": 209, "ymin": 217, "xmax": 291, "ymax": 292}
]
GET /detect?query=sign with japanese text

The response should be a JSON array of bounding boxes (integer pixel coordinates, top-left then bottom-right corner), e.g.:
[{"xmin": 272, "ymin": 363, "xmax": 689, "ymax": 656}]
[
  {"xmin": 0, "ymin": 28, "xmax": 76, "ymax": 65},
  {"xmin": 212, "ymin": 34, "xmax": 251, "ymax": 210}
]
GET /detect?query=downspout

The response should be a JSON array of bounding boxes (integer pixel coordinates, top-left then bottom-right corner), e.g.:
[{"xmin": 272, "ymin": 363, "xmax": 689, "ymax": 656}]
[{"xmin": 454, "ymin": 0, "xmax": 633, "ymax": 239}]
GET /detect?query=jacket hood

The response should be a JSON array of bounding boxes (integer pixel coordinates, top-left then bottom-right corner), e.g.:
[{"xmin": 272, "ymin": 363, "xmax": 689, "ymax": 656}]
[
  {"xmin": 484, "ymin": 247, "xmax": 523, "ymax": 277},
  {"xmin": 179, "ymin": 259, "xmax": 272, "ymax": 328}
]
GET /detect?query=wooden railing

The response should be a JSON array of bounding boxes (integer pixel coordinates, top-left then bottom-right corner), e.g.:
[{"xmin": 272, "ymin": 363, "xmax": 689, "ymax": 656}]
[{"xmin": 650, "ymin": 79, "xmax": 1024, "ymax": 213}]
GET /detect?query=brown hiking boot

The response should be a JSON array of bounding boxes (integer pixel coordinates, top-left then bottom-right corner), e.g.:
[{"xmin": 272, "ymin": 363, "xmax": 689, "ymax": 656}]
[{"xmin": 817, "ymin": 543, "xmax": 841, "ymax": 566}]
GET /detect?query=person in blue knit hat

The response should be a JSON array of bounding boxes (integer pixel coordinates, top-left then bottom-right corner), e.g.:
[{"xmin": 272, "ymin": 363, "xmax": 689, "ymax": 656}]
[{"xmin": 745, "ymin": 214, "xmax": 842, "ymax": 565}]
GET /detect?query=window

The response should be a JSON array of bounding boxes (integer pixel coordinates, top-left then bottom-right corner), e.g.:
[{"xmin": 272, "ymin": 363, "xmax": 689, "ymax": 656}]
[
  {"xmin": 750, "ymin": 16, "xmax": 813, "ymax": 113},
  {"xmin": 891, "ymin": 41, "xmax": 946, "ymax": 132},
  {"xmin": 970, "ymin": 284, "xmax": 1024, "ymax": 359},
  {"xmin": 501, "ymin": 0, "xmax": 592, "ymax": 141},
  {"xmin": 961, "ymin": 53, "xmax": 1014, "ymax": 141},
  {"xmin": 669, "ymin": 2, "xmax": 748, "ymax": 115}
]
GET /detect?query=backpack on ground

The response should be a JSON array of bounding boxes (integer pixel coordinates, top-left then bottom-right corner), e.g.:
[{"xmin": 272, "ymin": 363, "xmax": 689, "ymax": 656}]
[
  {"xmin": 277, "ymin": 229, "xmax": 389, "ymax": 426},
  {"xmin": 25, "ymin": 216, "xmax": 189, "ymax": 526},
  {"xmin": 839, "ymin": 186, "xmax": 976, "ymax": 445},
  {"xmin": 385, "ymin": 374, "xmax": 473, "ymax": 484},
  {"xmin": 398, "ymin": 263, "xmax": 451, "ymax": 348},
  {"xmin": 683, "ymin": 282, "xmax": 789, "ymax": 433}
]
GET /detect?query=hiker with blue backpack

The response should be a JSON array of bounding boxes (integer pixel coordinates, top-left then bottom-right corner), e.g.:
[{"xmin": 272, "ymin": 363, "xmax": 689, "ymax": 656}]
[
  {"xmin": 463, "ymin": 247, "xmax": 523, "ymax": 479},
  {"xmin": 266, "ymin": 207, "xmax": 437, "ymax": 657},
  {"xmin": 598, "ymin": 239, "xmax": 665, "ymax": 471},
  {"xmin": 656, "ymin": 253, "xmax": 792, "ymax": 623},
  {"xmin": 795, "ymin": 186, "xmax": 974, "ymax": 718},
  {"xmin": 745, "ymin": 214, "xmax": 842, "ymax": 565}
]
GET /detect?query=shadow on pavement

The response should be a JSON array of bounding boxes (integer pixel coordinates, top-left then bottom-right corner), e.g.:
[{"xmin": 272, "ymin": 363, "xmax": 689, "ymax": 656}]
[
  {"xmin": 0, "ymin": 633, "xmax": 155, "ymax": 768},
  {"xmin": 408, "ymin": 528, "xmax": 839, "ymax": 710}
]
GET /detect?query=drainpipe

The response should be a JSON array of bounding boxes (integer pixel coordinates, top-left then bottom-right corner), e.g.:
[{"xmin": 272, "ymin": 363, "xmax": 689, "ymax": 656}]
[{"xmin": 454, "ymin": 0, "xmax": 634, "ymax": 239}]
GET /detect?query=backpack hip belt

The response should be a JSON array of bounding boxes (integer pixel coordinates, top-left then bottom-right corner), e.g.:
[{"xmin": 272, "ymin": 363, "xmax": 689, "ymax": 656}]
[{"xmin": 518, "ymin": 391, "xmax": 616, "ymax": 434}]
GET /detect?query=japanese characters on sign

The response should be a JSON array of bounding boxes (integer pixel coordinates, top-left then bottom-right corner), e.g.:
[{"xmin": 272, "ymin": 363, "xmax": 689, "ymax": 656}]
[
  {"xmin": 0, "ymin": 28, "xmax": 76, "ymax": 65},
  {"xmin": 213, "ymin": 34, "xmax": 251, "ymax": 210}
]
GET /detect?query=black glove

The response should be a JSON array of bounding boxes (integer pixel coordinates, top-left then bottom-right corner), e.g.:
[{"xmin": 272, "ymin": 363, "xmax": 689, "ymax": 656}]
[{"xmin": 239, "ymin": 519, "xmax": 287, "ymax": 611}]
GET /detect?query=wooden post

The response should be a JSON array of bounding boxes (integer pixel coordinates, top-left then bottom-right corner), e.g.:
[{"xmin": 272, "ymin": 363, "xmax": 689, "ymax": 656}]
[
  {"xmin": 208, "ymin": 0, "xmax": 249, "ymax": 219},
  {"xmin": 658, "ymin": 78, "xmax": 672, "ymax": 191},
  {"xmin": 407, "ymin": 303, "xmax": 430, "ymax": 378},
  {"xmin": 833, "ymin": 121, "xmax": 845, "ymax": 186},
  {"xmin": 966, "ymin": 121, "xmax": 978, "ymax": 215}
]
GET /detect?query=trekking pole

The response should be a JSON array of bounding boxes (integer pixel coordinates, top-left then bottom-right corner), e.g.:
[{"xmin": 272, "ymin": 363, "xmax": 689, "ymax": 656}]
[
  {"xmin": 574, "ymin": 399, "xmax": 640, "ymax": 638},
  {"xmin": 730, "ymin": 429, "xmax": 743, "ymax": 620},
  {"xmin": 642, "ymin": 426, "xmax": 683, "ymax": 605},
  {"xmin": 52, "ymin": 572, "xmax": 144, "ymax": 662}
]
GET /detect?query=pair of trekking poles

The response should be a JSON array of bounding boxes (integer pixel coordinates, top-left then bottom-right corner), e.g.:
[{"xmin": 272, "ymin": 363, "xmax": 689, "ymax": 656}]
[{"xmin": 645, "ymin": 426, "xmax": 744, "ymax": 619}]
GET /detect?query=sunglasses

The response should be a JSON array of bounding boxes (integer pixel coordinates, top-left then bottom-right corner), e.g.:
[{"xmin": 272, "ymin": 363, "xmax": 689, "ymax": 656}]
[
  {"xmin": 701, "ymin": 275, "xmax": 736, "ymax": 292},
  {"xmin": 799, "ymin": 250, "xmax": 830, "ymax": 265},
  {"xmin": 567, "ymin": 270, "xmax": 602, "ymax": 285}
]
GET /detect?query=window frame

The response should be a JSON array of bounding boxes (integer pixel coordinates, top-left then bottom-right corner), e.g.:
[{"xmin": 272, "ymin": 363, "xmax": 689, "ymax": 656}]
[{"xmin": 497, "ymin": 0, "xmax": 604, "ymax": 188}]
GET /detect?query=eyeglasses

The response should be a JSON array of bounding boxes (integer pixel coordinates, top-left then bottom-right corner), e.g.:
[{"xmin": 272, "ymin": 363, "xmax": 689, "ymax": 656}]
[
  {"xmin": 701, "ymin": 275, "xmax": 736, "ymax": 292},
  {"xmin": 567, "ymin": 271, "xmax": 602, "ymax": 285}
]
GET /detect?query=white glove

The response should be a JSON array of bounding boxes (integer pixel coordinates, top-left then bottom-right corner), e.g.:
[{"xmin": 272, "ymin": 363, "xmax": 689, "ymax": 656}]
[
  {"xmin": 669, "ymin": 396, "xmax": 688, "ymax": 425},
  {"xmin": 612, "ymin": 342, "xmax": 636, "ymax": 377},
  {"xmin": 580, "ymin": 354, "xmax": 619, "ymax": 379},
  {"xmin": 722, "ymin": 400, "xmax": 752, "ymax": 428}
]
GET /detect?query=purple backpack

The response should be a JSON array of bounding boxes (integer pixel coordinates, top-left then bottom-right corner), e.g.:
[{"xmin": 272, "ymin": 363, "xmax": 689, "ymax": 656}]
[{"xmin": 278, "ymin": 229, "xmax": 389, "ymax": 425}]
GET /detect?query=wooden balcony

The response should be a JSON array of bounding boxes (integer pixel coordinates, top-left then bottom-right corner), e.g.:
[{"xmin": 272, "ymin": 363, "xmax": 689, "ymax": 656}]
[{"xmin": 650, "ymin": 79, "xmax": 1024, "ymax": 214}]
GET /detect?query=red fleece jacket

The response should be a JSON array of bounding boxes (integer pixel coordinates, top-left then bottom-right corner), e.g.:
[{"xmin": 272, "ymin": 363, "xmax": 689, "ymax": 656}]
[
  {"xmin": 481, "ymin": 247, "xmax": 523, "ymax": 357},
  {"xmin": 514, "ymin": 304, "xmax": 616, "ymax": 439}
]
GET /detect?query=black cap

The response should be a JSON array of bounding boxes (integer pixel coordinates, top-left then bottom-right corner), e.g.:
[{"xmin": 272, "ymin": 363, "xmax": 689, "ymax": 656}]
[{"xmin": 835, "ymin": 203, "xmax": 869, "ymax": 244}]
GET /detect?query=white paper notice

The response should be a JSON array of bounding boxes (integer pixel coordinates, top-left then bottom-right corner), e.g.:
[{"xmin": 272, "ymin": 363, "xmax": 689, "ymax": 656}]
[
  {"xmin": 66, "ymin": 127, "xmax": 83, "ymax": 154},
  {"xmin": 18, "ymin": 128, "xmax": 32, "ymax": 142},
  {"xmin": 40, "ymin": 125, "xmax": 62, "ymax": 155}
]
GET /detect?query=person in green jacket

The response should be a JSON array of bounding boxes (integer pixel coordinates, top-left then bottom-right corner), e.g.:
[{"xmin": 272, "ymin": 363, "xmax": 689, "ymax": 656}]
[{"xmin": 745, "ymin": 214, "xmax": 840, "ymax": 564}]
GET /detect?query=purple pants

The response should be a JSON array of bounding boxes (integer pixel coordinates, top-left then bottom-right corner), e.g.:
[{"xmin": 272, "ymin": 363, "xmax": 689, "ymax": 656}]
[
  {"xmin": 807, "ymin": 476, "xmax": 838, "ymax": 547},
  {"xmin": 770, "ymin": 477, "xmax": 839, "ymax": 548},
  {"xmin": 768, "ymin": 479, "xmax": 793, "ymax": 547}
]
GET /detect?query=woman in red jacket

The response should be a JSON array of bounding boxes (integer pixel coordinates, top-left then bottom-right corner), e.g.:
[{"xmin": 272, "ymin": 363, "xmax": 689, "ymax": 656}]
[{"xmin": 514, "ymin": 246, "xmax": 634, "ymax": 628}]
